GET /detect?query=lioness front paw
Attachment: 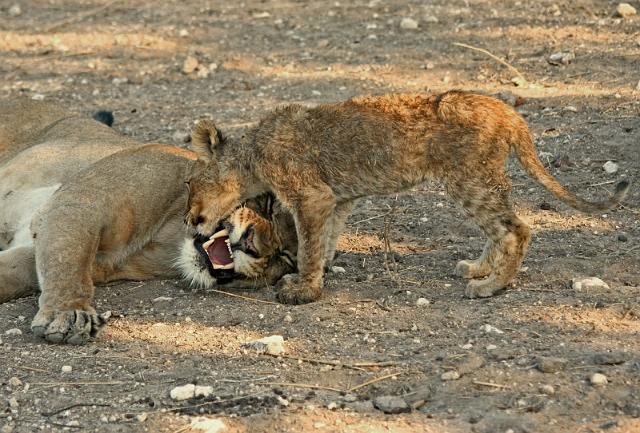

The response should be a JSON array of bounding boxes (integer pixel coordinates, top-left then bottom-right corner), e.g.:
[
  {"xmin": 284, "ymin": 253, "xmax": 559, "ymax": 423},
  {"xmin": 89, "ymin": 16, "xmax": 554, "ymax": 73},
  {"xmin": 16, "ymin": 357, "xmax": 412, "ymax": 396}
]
[
  {"xmin": 31, "ymin": 308, "xmax": 110, "ymax": 345},
  {"xmin": 464, "ymin": 278, "xmax": 504, "ymax": 299},
  {"xmin": 275, "ymin": 274, "xmax": 322, "ymax": 305}
]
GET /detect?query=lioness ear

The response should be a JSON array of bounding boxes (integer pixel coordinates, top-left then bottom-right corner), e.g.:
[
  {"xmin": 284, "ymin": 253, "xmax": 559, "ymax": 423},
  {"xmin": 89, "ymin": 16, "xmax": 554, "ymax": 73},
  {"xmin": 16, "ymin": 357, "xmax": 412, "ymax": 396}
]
[{"xmin": 190, "ymin": 119, "xmax": 225, "ymax": 161}]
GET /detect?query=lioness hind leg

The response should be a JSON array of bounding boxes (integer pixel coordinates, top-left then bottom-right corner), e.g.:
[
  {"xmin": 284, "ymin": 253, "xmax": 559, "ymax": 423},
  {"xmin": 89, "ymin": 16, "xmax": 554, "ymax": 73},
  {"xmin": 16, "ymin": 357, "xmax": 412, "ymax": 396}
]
[{"xmin": 0, "ymin": 246, "xmax": 38, "ymax": 303}]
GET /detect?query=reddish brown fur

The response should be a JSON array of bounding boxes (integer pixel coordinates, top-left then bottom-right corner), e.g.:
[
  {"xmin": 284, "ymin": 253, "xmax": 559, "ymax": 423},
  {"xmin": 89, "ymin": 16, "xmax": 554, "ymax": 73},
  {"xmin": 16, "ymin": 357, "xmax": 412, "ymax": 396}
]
[{"xmin": 187, "ymin": 91, "xmax": 629, "ymax": 304}]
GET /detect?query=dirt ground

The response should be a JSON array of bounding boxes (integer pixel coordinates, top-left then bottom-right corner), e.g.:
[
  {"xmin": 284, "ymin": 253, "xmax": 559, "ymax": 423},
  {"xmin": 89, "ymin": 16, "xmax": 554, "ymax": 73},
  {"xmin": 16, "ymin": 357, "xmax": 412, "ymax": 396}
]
[{"xmin": 1, "ymin": 1, "xmax": 639, "ymax": 432}]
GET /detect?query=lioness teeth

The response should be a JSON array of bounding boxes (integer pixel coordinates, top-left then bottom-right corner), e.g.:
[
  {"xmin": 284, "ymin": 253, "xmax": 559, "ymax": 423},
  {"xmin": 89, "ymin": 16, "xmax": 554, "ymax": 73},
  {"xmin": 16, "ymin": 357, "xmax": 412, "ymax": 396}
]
[
  {"xmin": 202, "ymin": 228, "xmax": 229, "ymax": 250},
  {"xmin": 211, "ymin": 263, "xmax": 234, "ymax": 270}
]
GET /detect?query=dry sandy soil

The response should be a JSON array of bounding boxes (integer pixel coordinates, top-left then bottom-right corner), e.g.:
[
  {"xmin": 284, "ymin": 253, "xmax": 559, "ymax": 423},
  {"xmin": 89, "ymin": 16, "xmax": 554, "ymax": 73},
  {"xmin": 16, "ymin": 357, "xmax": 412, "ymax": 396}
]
[{"xmin": 1, "ymin": 1, "xmax": 639, "ymax": 432}]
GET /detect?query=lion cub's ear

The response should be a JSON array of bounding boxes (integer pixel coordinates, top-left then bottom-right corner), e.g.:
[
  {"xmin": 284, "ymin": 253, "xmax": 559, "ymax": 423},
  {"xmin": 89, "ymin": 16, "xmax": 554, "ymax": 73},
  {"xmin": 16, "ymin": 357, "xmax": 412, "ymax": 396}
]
[{"xmin": 190, "ymin": 119, "xmax": 225, "ymax": 161}]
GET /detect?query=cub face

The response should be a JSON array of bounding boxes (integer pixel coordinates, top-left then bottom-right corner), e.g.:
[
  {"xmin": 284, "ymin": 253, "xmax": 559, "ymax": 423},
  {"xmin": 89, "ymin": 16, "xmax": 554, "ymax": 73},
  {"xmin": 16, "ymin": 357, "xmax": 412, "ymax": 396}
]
[{"xmin": 179, "ymin": 194, "xmax": 297, "ymax": 288}]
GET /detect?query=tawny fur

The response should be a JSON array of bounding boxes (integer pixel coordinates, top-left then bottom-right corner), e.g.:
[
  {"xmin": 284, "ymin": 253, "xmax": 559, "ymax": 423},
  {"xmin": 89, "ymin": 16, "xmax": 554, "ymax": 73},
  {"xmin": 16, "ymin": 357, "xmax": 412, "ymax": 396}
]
[
  {"xmin": 0, "ymin": 99, "xmax": 296, "ymax": 344},
  {"xmin": 186, "ymin": 91, "xmax": 629, "ymax": 304}
]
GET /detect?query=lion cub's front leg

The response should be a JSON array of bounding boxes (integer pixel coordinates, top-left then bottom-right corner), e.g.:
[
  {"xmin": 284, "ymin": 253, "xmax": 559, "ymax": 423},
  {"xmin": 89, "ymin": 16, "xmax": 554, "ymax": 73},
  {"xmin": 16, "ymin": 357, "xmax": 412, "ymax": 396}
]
[{"xmin": 275, "ymin": 187, "xmax": 336, "ymax": 304}]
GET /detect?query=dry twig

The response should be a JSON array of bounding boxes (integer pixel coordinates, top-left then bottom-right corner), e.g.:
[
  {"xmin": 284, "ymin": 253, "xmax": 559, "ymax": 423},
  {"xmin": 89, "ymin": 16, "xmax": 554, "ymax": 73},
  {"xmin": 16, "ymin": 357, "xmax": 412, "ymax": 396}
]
[
  {"xmin": 453, "ymin": 42, "xmax": 526, "ymax": 81},
  {"xmin": 208, "ymin": 288, "xmax": 280, "ymax": 305},
  {"xmin": 260, "ymin": 382, "xmax": 344, "ymax": 393},
  {"xmin": 42, "ymin": 0, "xmax": 119, "ymax": 32},
  {"xmin": 347, "ymin": 372, "xmax": 402, "ymax": 393},
  {"xmin": 472, "ymin": 380, "xmax": 510, "ymax": 389}
]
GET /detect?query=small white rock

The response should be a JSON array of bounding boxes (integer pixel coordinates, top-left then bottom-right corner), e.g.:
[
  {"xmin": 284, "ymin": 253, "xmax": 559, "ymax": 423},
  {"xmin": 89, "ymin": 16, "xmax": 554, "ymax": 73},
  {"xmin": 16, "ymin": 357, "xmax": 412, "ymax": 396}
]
[
  {"xmin": 539, "ymin": 384, "xmax": 555, "ymax": 395},
  {"xmin": 8, "ymin": 398, "xmax": 19, "ymax": 409},
  {"xmin": 8, "ymin": 4, "xmax": 22, "ymax": 17},
  {"xmin": 603, "ymin": 161, "xmax": 619, "ymax": 174},
  {"xmin": 486, "ymin": 344, "xmax": 497, "ymax": 351},
  {"xmin": 461, "ymin": 343, "xmax": 473, "ymax": 350},
  {"xmin": 590, "ymin": 373, "xmax": 608, "ymax": 386},
  {"xmin": 244, "ymin": 335, "xmax": 285, "ymax": 355},
  {"xmin": 182, "ymin": 56, "xmax": 199, "ymax": 74},
  {"xmin": 170, "ymin": 383, "xmax": 196, "ymax": 401},
  {"xmin": 136, "ymin": 413, "xmax": 148, "ymax": 423},
  {"xmin": 283, "ymin": 313, "xmax": 293, "ymax": 323},
  {"xmin": 441, "ymin": 370, "xmax": 460, "ymax": 381},
  {"xmin": 152, "ymin": 296, "xmax": 174, "ymax": 303},
  {"xmin": 61, "ymin": 365, "xmax": 72, "ymax": 373},
  {"xmin": 194, "ymin": 385, "xmax": 213, "ymax": 398},
  {"xmin": 189, "ymin": 417, "xmax": 227, "ymax": 433},
  {"xmin": 178, "ymin": 28, "xmax": 189, "ymax": 37},
  {"xmin": 480, "ymin": 324, "xmax": 504, "ymax": 334},
  {"xmin": 331, "ymin": 266, "xmax": 346, "ymax": 273},
  {"xmin": 8, "ymin": 377, "xmax": 22, "ymax": 388},
  {"xmin": 31, "ymin": 94, "xmax": 45, "ymax": 101},
  {"xmin": 423, "ymin": 15, "xmax": 439, "ymax": 23},
  {"xmin": 416, "ymin": 297, "xmax": 430, "ymax": 307},
  {"xmin": 616, "ymin": 3, "xmax": 637, "ymax": 18},
  {"xmin": 399, "ymin": 17, "xmax": 419, "ymax": 29},
  {"xmin": 572, "ymin": 277, "xmax": 609, "ymax": 291},
  {"xmin": 548, "ymin": 51, "xmax": 575, "ymax": 65},
  {"xmin": 327, "ymin": 401, "xmax": 338, "ymax": 410},
  {"xmin": 4, "ymin": 328, "xmax": 22, "ymax": 336}
]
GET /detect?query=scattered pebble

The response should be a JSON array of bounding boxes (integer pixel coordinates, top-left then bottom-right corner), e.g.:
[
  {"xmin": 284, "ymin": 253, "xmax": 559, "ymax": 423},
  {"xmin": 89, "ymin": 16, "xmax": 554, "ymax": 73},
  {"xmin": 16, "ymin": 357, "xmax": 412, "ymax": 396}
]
[
  {"xmin": 8, "ymin": 4, "xmax": 22, "ymax": 17},
  {"xmin": 31, "ymin": 94, "xmax": 45, "ymax": 101},
  {"xmin": 252, "ymin": 11, "xmax": 271, "ymax": 19},
  {"xmin": 548, "ymin": 51, "xmax": 575, "ymax": 65},
  {"xmin": 616, "ymin": 3, "xmax": 637, "ymax": 17},
  {"xmin": 617, "ymin": 234, "xmax": 628, "ymax": 242},
  {"xmin": 243, "ymin": 335, "xmax": 285, "ymax": 355},
  {"xmin": 372, "ymin": 395, "xmax": 410, "ymax": 414},
  {"xmin": 603, "ymin": 161, "xmax": 619, "ymax": 174},
  {"xmin": 8, "ymin": 398, "xmax": 19, "ymax": 409},
  {"xmin": 331, "ymin": 266, "xmax": 346, "ymax": 273},
  {"xmin": 8, "ymin": 377, "xmax": 22, "ymax": 388},
  {"xmin": 537, "ymin": 356, "xmax": 568, "ymax": 373},
  {"xmin": 195, "ymin": 385, "xmax": 213, "ymax": 398},
  {"xmin": 593, "ymin": 351, "xmax": 629, "ymax": 365},
  {"xmin": 416, "ymin": 297, "xmax": 430, "ymax": 307},
  {"xmin": 423, "ymin": 15, "xmax": 439, "ymax": 23},
  {"xmin": 399, "ymin": 17, "xmax": 419, "ymax": 29},
  {"xmin": 480, "ymin": 324, "xmax": 504, "ymax": 334},
  {"xmin": 170, "ymin": 384, "xmax": 196, "ymax": 401},
  {"xmin": 61, "ymin": 365, "xmax": 72, "ymax": 373},
  {"xmin": 441, "ymin": 370, "xmax": 461, "ymax": 381},
  {"xmin": 486, "ymin": 344, "xmax": 497, "ymax": 351},
  {"xmin": 136, "ymin": 413, "xmax": 148, "ymax": 423},
  {"xmin": 4, "ymin": 328, "xmax": 22, "ymax": 336},
  {"xmin": 346, "ymin": 399, "xmax": 375, "ymax": 413},
  {"xmin": 572, "ymin": 277, "xmax": 610, "ymax": 291},
  {"xmin": 539, "ymin": 384, "xmax": 555, "ymax": 395},
  {"xmin": 283, "ymin": 313, "xmax": 293, "ymax": 323},
  {"xmin": 172, "ymin": 129, "xmax": 191, "ymax": 144},
  {"xmin": 182, "ymin": 56, "xmax": 200, "ymax": 74},
  {"xmin": 462, "ymin": 343, "xmax": 473, "ymax": 350},
  {"xmin": 178, "ymin": 28, "xmax": 189, "ymax": 37},
  {"xmin": 326, "ymin": 401, "xmax": 338, "ymax": 410},
  {"xmin": 189, "ymin": 417, "xmax": 227, "ymax": 433},
  {"xmin": 563, "ymin": 105, "xmax": 578, "ymax": 113},
  {"xmin": 456, "ymin": 353, "xmax": 485, "ymax": 375},
  {"xmin": 590, "ymin": 373, "xmax": 608, "ymax": 386}
]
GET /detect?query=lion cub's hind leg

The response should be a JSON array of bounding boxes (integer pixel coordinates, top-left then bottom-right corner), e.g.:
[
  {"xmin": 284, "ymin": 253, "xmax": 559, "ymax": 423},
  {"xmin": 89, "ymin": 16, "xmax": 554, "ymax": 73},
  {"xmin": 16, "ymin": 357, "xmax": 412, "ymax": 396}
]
[
  {"xmin": 455, "ymin": 239, "xmax": 494, "ymax": 279},
  {"xmin": 450, "ymin": 181, "xmax": 531, "ymax": 298}
]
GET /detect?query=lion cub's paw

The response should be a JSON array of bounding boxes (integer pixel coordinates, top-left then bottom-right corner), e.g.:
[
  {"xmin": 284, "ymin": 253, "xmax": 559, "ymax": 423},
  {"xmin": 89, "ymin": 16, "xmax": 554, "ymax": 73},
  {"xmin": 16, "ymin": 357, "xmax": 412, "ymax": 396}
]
[
  {"xmin": 464, "ymin": 278, "xmax": 504, "ymax": 299},
  {"xmin": 31, "ymin": 308, "xmax": 110, "ymax": 345},
  {"xmin": 275, "ymin": 274, "xmax": 322, "ymax": 305},
  {"xmin": 455, "ymin": 260, "xmax": 491, "ymax": 279}
]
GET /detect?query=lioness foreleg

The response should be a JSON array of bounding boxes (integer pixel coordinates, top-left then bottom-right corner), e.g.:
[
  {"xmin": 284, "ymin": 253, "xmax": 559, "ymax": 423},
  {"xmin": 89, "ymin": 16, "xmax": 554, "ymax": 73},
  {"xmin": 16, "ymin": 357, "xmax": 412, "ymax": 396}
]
[{"xmin": 30, "ymin": 212, "xmax": 108, "ymax": 344}]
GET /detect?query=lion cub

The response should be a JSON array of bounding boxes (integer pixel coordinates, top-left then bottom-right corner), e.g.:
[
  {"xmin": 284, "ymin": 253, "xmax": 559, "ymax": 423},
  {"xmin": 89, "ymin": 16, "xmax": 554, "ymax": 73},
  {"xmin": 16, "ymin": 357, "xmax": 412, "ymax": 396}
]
[{"xmin": 186, "ymin": 91, "xmax": 629, "ymax": 304}]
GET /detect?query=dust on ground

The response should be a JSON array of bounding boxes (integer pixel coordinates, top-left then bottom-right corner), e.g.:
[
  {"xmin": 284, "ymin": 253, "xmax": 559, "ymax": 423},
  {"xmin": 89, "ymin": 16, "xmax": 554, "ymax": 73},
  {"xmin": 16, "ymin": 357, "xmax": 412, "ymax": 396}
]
[{"xmin": 1, "ymin": 1, "xmax": 639, "ymax": 432}]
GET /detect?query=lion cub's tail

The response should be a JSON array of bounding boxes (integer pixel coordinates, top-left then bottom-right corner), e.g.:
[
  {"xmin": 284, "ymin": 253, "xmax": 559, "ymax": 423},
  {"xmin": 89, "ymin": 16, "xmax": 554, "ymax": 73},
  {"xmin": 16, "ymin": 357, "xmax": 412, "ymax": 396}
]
[{"xmin": 511, "ymin": 126, "xmax": 629, "ymax": 213}]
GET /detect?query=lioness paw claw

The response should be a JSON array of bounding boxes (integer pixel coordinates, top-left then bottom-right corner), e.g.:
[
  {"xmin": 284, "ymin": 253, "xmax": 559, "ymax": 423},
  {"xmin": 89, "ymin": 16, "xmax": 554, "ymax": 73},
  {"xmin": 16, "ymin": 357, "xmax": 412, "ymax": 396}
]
[
  {"xmin": 275, "ymin": 274, "xmax": 321, "ymax": 305},
  {"xmin": 31, "ymin": 308, "xmax": 109, "ymax": 345}
]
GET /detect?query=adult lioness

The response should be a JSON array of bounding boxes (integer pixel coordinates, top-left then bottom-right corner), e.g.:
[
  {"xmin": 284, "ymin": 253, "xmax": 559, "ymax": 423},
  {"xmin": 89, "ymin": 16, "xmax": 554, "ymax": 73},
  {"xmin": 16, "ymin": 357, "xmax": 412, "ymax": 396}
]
[
  {"xmin": 185, "ymin": 91, "xmax": 629, "ymax": 304},
  {"xmin": 0, "ymin": 98, "xmax": 295, "ymax": 344}
]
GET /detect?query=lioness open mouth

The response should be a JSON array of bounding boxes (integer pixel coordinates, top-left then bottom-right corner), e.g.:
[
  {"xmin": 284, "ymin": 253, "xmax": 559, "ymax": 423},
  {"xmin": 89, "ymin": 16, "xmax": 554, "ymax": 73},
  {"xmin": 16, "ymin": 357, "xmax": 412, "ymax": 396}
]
[{"xmin": 202, "ymin": 228, "xmax": 234, "ymax": 270}]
